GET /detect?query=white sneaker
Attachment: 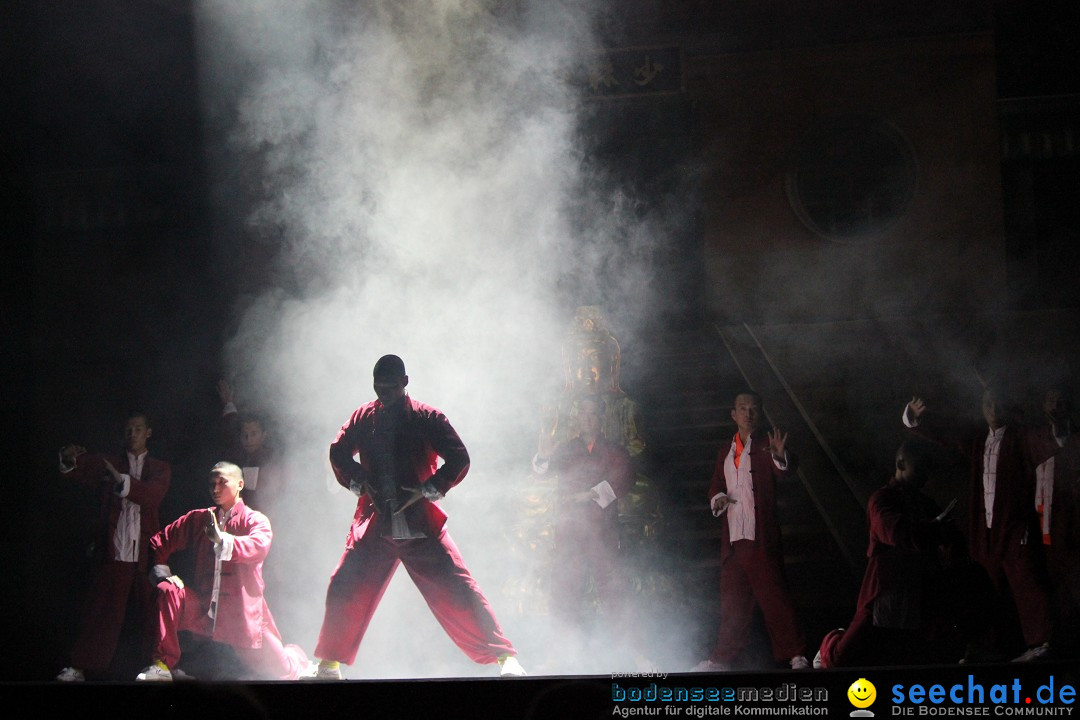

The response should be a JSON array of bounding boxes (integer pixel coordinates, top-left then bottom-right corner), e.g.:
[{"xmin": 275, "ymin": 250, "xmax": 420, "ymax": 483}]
[
  {"xmin": 136, "ymin": 664, "xmax": 173, "ymax": 681},
  {"xmin": 789, "ymin": 655, "xmax": 810, "ymax": 670},
  {"xmin": 56, "ymin": 667, "xmax": 85, "ymax": 682},
  {"xmin": 300, "ymin": 662, "xmax": 342, "ymax": 680},
  {"xmin": 1012, "ymin": 643, "xmax": 1050, "ymax": 663},
  {"xmin": 498, "ymin": 656, "xmax": 527, "ymax": 677},
  {"xmin": 691, "ymin": 659, "xmax": 730, "ymax": 673}
]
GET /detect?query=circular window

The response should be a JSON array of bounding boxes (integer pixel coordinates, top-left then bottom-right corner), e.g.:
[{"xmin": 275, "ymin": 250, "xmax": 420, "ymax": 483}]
[{"xmin": 786, "ymin": 116, "xmax": 917, "ymax": 242}]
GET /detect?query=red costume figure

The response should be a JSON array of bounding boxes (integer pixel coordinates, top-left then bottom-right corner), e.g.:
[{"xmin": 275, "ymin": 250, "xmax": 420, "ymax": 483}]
[
  {"xmin": 1031, "ymin": 387, "xmax": 1080, "ymax": 651},
  {"xmin": 817, "ymin": 442, "xmax": 961, "ymax": 668},
  {"xmin": 533, "ymin": 396, "xmax": 634, "ymax": 625},
  {"xmin": 136, "ymin": 462, "xmax": 307, "ymax": 681},
  {"xmin": 217, "ymin": 379, "xmax": 280, "ymax": 514},
  {"xmin": 307, "ymin": 355, "xmax": 524, "ymax": 679},
  {"xmin": 55, "ymin": 413, "xmax": 171, "ymax": 681},
  {"xmin": 696, "ymin": 391, "xmax": 809, "ymax": 672},
  {"xmin": 904, "ymin": 390, "xmax": 1053, "ymax": 661}
]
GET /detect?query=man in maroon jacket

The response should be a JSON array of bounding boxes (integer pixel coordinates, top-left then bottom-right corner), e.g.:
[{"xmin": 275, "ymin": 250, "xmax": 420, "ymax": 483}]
[
  {"xmin": 135, "ymin": 462, "xmax": 307, "ymax": 681},
  {"xmin": 1031, "ymin": 386, "xmax": 1080, "ymax": 651},
  {"xmin": 305, "ymin": 355, "xmax": 524, "ymax": 679},
  {"xmin": 217, "ymin": 379, "xmax": 280, "ymax": 514},
  {"xmin": 904, "ymin": 388, "xmax": 1053, "ymax": 661},
  {"xmin": 816, "ymin": 441, "xmax": 961, "ymax": 667},
  {"xmin": 533, "ymin": 395, "xmax": 634, "ymax": 629},
  {"xmin": 694, "ymin": 391, "xmax": 809, "ymax": 672},
  {"xmin": 55, "ymin": 412, "xmax": 171, "ymax": 681}
]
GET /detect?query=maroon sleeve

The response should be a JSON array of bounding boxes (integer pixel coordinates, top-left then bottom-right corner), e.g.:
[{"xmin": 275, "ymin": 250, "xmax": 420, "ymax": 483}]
[
  {"xmin": 329, "ymin": 408, "xmax": 370, "ymax": 491},
  {"xmin": 707, "ymin": 448, "xmax": 727, "ymax": 501},
  {"xmin": 906, "ymin": 411, "xmax": 980, "ymax": 462},
  {"xmin": 606, "ymin": 444, "xmax": 635, "ymax": 499},
  {"xmin": 227, "ymin": 510, "xmax": 272, "ymax": 564},
  {"xmin": 422, "ymin": 410, "xmax": 470, "ymax": 496},
  {"xmin": 150, "ymin": 509, "xmax": 202, "ymax": 566},
  {"xmin": 868, "ymin": 488, "xmax": 943, "ymax": 552},
  {"xmin": 60, "ymin": 453, "xmax": 113, "ymax": 488},
  {"xmin": 1024, "ymin": 425, "xmax": 1064, "ymax": 470},
  {"xmin": 125, "ymin": 458, "xmax": 170, "ymax": 512}
]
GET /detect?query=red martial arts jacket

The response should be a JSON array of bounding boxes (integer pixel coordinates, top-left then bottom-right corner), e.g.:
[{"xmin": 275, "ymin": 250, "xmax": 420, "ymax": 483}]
[
  {"xmin": 707, "ymin": 430, "xmax": 798, "ymax": 559},
  {"xmin": 856, "ymin": 480, "xmax": 953, "ymax": 628},
  {"xmin": 546, "ymin": 435, "xmax": 634, "ymax": 544},
  {"xmin": 62, "ymin": 451, "xmax": 171, "ymax": 571},
  {"xmin": 908, "ymin": 415, "xmax": 1053, "ymax": 563},
  {"xmin": 329, "ymin": 395, "xmax": 470, "ymax": 547},
  {"xmin": 149, "ymin": 500, "xmax": 273, "ymax": 649}
]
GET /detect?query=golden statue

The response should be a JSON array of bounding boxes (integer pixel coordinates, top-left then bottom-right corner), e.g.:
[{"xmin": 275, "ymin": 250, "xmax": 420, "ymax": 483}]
[{"xmin": 502, "ymin": 307, "xmax": 665, "ymax": 621}]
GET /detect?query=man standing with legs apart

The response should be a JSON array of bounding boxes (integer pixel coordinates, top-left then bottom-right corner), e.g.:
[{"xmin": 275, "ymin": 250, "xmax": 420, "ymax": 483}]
[
  {"xmin": 694, "ymin": 390, "xmax": 809, "ymax": 672},
  {"xmin": 306, "ymin": 355, "xmax": 524, "ymax": 678}
]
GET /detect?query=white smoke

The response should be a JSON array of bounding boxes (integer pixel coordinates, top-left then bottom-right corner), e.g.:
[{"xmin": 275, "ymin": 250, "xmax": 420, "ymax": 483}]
[{"xmin": 193, "ymin": 0, "xmax": 686, "ymax": 678}]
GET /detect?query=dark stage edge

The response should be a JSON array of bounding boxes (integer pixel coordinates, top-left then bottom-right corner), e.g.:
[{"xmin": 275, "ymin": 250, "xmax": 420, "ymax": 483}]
[{"xmin": 11, "ymin": 662, "xmax": 1080, "ymax": 719}]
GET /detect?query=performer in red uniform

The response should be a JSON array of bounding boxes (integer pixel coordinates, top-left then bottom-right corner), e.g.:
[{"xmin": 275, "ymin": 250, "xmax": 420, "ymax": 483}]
[
  {"xmin": 55, "ymin": 413, "xmax": 171, "ymax": 681},
  {"xmin": 533, "ymin": 395, "xmax": 634, "ymax": 629},
  {"xmin": 904, "ymin": 389, "xmax": 1053, "ymax": 661},
  {"xmin": 217, "ymin": 379, "xmax": 280, "ymax": 514},
  {"xmin": 135, "ymin": 462, "xmax": 307, "ymax": 681},
  {"xmin": 306, "ymin": 355, "xmax": 524, "ymax": 679},
  {"xmin": 694, "ymin": 391, "xmax": 809, "ymax": 672},
  {"xmin": 1031, "ymin": 386, "xmax": 1080, "ymax": 652},
  {"xmin": 816, "ymin": 441, "xmax": 962, "ymax": 668}
]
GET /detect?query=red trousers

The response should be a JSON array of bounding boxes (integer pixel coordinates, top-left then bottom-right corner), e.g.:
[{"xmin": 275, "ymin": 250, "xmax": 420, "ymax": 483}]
[
  {"xmin": 70, "ymin": 560, "xmax": 151, "ymax": 673},
  {"xmin": 711, "ymin": 539, "xmax": 806, "ymax": 663},
  {"xmin": 314, "ymin": 529, "xmax": 516, "ymax": 665},
  {"xmin": 152, "ymin": 582, "xmax": 306, "ymax": 679},
  {"xmin": 978, "ymin": 541, "xmax": 1051, "ymax": 648}
]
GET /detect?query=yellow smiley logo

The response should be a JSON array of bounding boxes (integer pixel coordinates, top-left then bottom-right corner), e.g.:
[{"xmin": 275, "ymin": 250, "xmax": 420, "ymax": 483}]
[{"xmin": 848, "ymin": 678, "xmax": 877, "ymax": 709}]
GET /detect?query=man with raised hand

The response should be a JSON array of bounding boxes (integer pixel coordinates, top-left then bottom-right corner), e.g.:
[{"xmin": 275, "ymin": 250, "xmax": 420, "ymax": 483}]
[
  {"xmin": 904, "ymin": 388, "xmax": 1053, "ymax": 662},
  {"xmin": 694, "ymin": 390, "xmax": 809, "ymax": 672}
]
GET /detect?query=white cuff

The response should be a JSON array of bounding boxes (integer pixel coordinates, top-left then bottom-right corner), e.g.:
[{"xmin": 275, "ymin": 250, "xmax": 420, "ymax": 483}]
[
  {"xmin": 532, "ymin": 454, "xmax": 550, "ymax": 475},
  {"xmin": 222, "ymin": 402, "xmax": 238, "ymax": 416},
  {"xmin": 902, "ymin": 405, "xmax": 919, "ymax": 428},
  {"xmin": 58, "ymin": 453, "xmax": 75, "ymax": 473},
  {"xmin": 711, "ymin": 492, "xmax": 730, "ymax": 517},
  {"xmin": 115, "ymin": 474, "xmax": 132, "ymax": 497},
  {"xmin": 592, "ymin": 481, "xmax": 617, "ymax": 509},
  {"xmin": 218, "ymin": 533, "xmax": 235, "ymax": 561},
  {"xmin": 153, "ymin": 563, "xmax": 172, "ymax": 578},
  {"xmin": 771, "ymin": 451, "xmax": 788, "ymax": 471}
]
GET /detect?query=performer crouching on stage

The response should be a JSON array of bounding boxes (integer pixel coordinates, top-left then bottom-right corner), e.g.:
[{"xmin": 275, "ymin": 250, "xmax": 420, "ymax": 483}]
[{"xmin": 136, "ymin": 462, "xmax": 308, "ymax": 680}]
